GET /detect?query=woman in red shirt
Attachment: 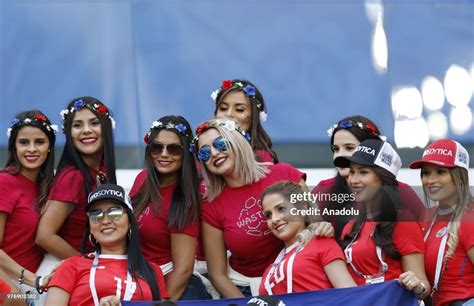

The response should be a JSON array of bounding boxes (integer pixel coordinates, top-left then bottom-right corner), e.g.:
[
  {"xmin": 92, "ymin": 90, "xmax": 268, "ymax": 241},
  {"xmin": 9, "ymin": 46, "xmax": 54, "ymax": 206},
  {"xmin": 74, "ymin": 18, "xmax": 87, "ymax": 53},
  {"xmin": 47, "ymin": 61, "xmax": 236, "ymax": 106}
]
[
  {"xmin": 335, "ymin": 139, "xmax": 430, "ymax": 300},
  {"xmin": 409, "ymin": 139, "xmax": 474, "ymax": 305},
  {"xmin": 46, "ymin": 184, "xmax": 169, "ymax": 306},
  {"xmin": 212, "ymin": 79, "xmax": 277, "ymax": 163},
  {"xmin": 0, "ymin": 110, "xmax": 56, "ymax": 294},
  {"xmin": 259, "ymin": 180, "xmax": 356, "ymax": 295}
]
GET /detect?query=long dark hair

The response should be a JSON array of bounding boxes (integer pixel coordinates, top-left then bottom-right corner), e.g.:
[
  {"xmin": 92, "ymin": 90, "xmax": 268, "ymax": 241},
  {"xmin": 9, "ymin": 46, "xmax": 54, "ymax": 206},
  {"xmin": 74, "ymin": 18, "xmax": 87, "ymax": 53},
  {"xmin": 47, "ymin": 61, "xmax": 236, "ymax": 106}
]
[
  {"xmin": 56, "ymin": 96, "xmax": 116, "ymax": 194},
  {"xmin": 81, "ymin": 208, "xmax": 161, "ymax": 300},
  {"xmin": 132, "ymin": 115, "xmax": 199, "ymax": 229},
  {"xmin": 329, "ymin": 115, "xmax": 383, "ymax": 239},
  {"xmin": 214, "ymin": 79, "xmax": 278, "ymax": 163},
  {"xmin": 341, "ymin": 167, "xmax": 401, "ymax": 260},
  {"xmin": 2, "ymin": 110, "xmax": 56, "ymax": 210}
]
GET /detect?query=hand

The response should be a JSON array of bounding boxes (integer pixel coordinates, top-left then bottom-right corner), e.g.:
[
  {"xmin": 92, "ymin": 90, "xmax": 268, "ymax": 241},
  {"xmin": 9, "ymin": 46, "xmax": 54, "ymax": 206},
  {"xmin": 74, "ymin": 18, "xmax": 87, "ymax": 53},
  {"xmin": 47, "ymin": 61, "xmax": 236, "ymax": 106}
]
[
  {"xmin": 99, "ymin": 295, "xmax": 121, "ymax": 306},
  {"xmin": 398, "ymin": 271, "xmax": 427, "ymax": 296},
  {"xmin": 40, "ymin": 260, "xmax": 64, "ymax": 291},
  {"xmin": 313, "ymin": 221, "xmax": 334, "ymax": 238}
]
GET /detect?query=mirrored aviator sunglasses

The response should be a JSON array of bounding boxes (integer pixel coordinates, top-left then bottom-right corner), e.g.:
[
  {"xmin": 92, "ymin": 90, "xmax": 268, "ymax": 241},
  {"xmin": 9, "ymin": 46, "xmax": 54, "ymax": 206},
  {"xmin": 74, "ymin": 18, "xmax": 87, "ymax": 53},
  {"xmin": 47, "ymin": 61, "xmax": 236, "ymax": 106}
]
[
  {"xmin": 87, "ymin": 206, "xmax": 125, "ymax": 223},
  {"xmin": 197, "ymin": 136, "xmax": 229, "ymax": 162},
  {"xmin": 149, "ymin": 142, "xmax": 184, "ymax": 156}
]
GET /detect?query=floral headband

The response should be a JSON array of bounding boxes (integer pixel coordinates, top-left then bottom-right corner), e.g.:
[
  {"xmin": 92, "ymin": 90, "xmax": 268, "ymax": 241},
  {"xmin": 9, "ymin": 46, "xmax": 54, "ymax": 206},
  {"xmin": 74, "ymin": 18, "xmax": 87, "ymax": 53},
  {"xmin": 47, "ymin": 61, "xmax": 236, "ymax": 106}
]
[
  {"xmin": 327, "ymin": 120, "xmax": 387, "ymax": 141},
  {"xmin": 7, "ymin": 114, "xmax": 58, "ymax": 138},
  {"xmin": 143, "ymin": 121, "xmax": 189, "ymax": 144},
  {"xmin": 59, "ymin": 99, "xmax": 116, "ymax": 130},
  {"xmin": 189, "ymin": 119, "xmax": 251, "ymax": 153},
  {"xmin": 210, "ymin": 80, "xmax": 268, "ymax": 122}
]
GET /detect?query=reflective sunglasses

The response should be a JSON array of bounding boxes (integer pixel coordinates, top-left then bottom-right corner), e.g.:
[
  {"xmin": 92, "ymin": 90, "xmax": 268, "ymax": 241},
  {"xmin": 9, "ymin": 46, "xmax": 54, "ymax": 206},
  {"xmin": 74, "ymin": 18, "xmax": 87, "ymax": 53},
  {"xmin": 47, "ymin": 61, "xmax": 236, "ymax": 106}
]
[
  {"xmin": 87, "ymin": 206, "xmax": 125, "ymax": 223},
  {"xmin": 197, "ymin": 136, "xmax": 229, "ymax": 162},
  {"xmin": 149, "ymin": 142, "xmax": 184, "ymax": 156}
]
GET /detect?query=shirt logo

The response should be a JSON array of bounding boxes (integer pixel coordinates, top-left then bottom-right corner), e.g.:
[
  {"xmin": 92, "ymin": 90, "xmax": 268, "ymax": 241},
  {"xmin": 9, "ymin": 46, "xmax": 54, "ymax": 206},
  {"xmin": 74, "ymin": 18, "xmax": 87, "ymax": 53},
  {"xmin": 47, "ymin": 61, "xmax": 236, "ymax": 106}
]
[{"xmin": 237, "ymin": 197, "xmax": 271, "ymax": 236}]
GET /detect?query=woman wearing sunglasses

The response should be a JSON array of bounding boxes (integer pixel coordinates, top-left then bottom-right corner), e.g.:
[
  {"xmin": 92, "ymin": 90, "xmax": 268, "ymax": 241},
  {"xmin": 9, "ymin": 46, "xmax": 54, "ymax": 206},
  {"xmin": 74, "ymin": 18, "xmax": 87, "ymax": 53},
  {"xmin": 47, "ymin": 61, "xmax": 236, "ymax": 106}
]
[
  {"xmin": 129, "ymin": 116, "xmax": 207, "ymax": 300},
  {"xmin": 0, "ymin": 110, "xmax": 56, "ymax": 298},
  {"xmin": 211, "ymin": 79, "xmax": 277, "ymax": 163},
  {"xmin": 409, "ymin": 139, "xmax": 474, "ymax": 306},
  {"xmin": 335, "ymin": 139, "xmax": 430, "ymax": 299},
  {"xmin": 46, "ymin": 184, "xmax": 169, "ymax": 305},
  {"xmin": 259, "ymin": 180, "xmax": 356, "ymax": 295},
  {"xmin": 36, "ymin": 97, "xmax": 117, "ymax": 271},
  {"xmin": 195, "ymin": 117, "xmax": 312, "ymax": 298}
]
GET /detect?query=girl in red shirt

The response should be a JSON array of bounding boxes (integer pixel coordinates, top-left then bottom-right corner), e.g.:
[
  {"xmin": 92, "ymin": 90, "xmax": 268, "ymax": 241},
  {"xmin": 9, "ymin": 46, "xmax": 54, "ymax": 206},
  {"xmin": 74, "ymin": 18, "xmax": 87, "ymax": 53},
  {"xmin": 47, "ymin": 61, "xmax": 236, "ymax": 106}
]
[
  {"xmin": 130, "ymin": 115, "xmax": 207, "ymax": 300},
  {"xmin": 36, "ymin": 97, "xmax": 117, "ymax": 263},
  {"xmin": 212, "ymin": 79, "xmax": 277, "ymax": 163},
  {"xmin": 0, "ymin": 110, "xmax": 56, "ymax": 294},
  {"xmin": 259, "ymin": 181, "xmax": 356, "ymax": 295},
  {"xmin": 409, "ymin": 139, "xmax": 474, "ymax": 305},
  {"xmin": 46, "ymin": 184, "xmax": 169, "ymax": 305},
  {"xmin": 335, "ymin": 139, "xmax": 430, "ymax": 300}
]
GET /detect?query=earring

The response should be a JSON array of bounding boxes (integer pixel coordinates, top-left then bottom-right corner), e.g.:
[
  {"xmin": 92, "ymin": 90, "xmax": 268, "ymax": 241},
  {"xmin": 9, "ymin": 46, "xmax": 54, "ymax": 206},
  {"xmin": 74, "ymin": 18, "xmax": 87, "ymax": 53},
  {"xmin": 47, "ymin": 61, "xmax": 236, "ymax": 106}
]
[
  {"xmin": 89, "ymin": 234, "xmax": 96, "ymax": 246},
  {"xmin": 127, "ymin": 228, "xmax": 132, "ymax": 240},
  {"xmin": 48, "ymin": 149, "xmax": 51, "ymax": 152}
]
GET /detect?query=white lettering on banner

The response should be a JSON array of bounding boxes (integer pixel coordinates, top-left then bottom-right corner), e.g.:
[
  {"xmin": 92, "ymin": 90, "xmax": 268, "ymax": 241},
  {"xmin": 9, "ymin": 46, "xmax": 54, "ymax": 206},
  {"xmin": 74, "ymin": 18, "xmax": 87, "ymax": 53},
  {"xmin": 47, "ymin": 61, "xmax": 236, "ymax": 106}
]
[
  {"xmin": 423, "ymin": 148, "xmax": 453, "ymax": 157},
  {"xmin": 236, "ymin": 197, "xmax": 271, "ymax": 236},
  {"xmin": 357, "ymin": 146, "xmax": 376, "ymax": 156},
  {"xmin": 89, "ymin": 190, "xmax": 123, "ymax": 201}
]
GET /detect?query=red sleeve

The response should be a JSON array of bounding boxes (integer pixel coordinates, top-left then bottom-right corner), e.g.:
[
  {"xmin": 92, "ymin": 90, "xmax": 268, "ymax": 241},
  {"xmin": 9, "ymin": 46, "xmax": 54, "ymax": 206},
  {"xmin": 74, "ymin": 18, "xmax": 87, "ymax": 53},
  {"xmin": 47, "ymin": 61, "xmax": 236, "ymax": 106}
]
[
  {"xmin": 0, "ymin": 174, "xmax": 17, "ymax": 214},
  {"xmin": 48, "ymin": 257, "xmax": 79, "ymax": 293},
  {"xmin": 315, "ymin": 237, "xmax": 345, "ymax": 267},
  {"xmin": 340, "ymin": 220, "xmax": 355, "ymax": 241},
  {"xmin": 201, "ymin": 200, "xmax": 222, "ymax": 230},
  {"xmin": 48, "ymin": 167, "xmax": 84, "ymax": 204},
  {"xmin": 393, "ymin": 222, "xmax": 425, "ymax": 255},
  {"xmin": 169, "ymin": 219, "xmax": 200, "ymax": 237},
  {"xmin": 285, "ymin": 162, "xmax": 306, "ymax": 182},
  {"xmin": 129, "ymin": 169, "xmax": 148, "ymax": 198},
  {"xmin": 151, "ymin": 263, "xmax": 170, "ymax": 299}
]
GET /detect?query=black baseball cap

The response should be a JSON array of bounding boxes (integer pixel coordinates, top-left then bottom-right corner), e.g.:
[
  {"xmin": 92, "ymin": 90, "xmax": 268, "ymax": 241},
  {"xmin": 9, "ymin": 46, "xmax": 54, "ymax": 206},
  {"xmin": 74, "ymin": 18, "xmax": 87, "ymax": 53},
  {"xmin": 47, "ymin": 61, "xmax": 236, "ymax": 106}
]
[
  {"xmin": 247, "ymin": 295, "xmax": 286, "ymax": 306},
  {"xmin": 86, "ymin": 184, "xmax": 133, "ymax": 212},
  {"xmin": 334, "ymin": 139, "xmax": 402, "ymax": 177}
]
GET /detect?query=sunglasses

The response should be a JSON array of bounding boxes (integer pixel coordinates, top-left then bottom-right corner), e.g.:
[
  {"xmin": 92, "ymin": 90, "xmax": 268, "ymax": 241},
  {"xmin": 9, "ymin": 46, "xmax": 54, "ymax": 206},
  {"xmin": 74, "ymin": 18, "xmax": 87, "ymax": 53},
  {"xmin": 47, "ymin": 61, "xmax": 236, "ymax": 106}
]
[
  {"xmin": 197, "ymin": 136, "xmax": 229, "ymax": 162},
  {"xmin": 149, "ymin": 142, "xmax": 184, "ymax": 156},
  {"xmin": 87, "ymin": 206, "xmax": 125, "ymax": 223}
]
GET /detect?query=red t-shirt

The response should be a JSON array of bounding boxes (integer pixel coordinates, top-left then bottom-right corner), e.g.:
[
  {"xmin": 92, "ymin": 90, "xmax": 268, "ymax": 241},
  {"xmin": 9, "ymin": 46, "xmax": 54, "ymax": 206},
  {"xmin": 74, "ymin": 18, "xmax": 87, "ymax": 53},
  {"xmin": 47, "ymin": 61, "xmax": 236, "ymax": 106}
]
[
  {"xmin": 312, "ymin": 177, "xmax": 425, "ymax": 220},
  {"xmin": 341, "ymin": 221, "xmax": 425, "ymax": 286},
  {"xmin": 0, "ymin": 172, "xmax": 44, "ymax": 272},
  {"xmin": 421, "ymin": 208, "xmax": 474, "ymax": 306},
  {"xmin": 202, "ymin": 162, "xmax": 305, "ymax": 277},
  {"xmin": 48, "ymin": 254, "xmax": 169, "ymax": 305},
  {"xmin": 129, "ymin": 170, "xmax": 200, "ymax": 266},
  {"xmin": 48, "ymin": 165, "xmax": 105, "ymax": 251},
  {"xmin": 259, "ymin": 237, "xmax": 345, "ymax": 294}
]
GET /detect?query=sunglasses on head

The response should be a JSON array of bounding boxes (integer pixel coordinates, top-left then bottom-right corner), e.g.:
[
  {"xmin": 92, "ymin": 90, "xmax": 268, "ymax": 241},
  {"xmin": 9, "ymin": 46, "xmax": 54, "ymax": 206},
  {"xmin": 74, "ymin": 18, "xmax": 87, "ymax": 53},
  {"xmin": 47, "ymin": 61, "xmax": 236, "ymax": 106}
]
[
  {"xmin": 197, "ymin": 136, "xmax": 229, "ymax": 162},
  {"xmin": 87, "ymin": 206, "xmax": 125, "ymax": 223},
  {"xmin": 149, "ymin": 142, "xmax": 184, "ymax": 156}
]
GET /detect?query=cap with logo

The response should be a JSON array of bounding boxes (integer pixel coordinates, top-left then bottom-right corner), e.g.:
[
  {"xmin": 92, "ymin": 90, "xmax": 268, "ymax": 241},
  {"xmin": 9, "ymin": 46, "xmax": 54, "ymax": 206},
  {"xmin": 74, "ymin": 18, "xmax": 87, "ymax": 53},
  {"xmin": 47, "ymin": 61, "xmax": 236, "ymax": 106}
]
[
  {"xmin": 334, "ymin": 139, "xmax": 402, "ymax": 177},
  {"xmin": 86, "ymin": 183, "xmax": 133, "ymax": 212},
  {"xmin": 409, "ymin": 139, "xmax": 469, "ymax": 171},
  {"xmin": 247, "ymin": 295, "xmax": 286, "ymax": 306}
]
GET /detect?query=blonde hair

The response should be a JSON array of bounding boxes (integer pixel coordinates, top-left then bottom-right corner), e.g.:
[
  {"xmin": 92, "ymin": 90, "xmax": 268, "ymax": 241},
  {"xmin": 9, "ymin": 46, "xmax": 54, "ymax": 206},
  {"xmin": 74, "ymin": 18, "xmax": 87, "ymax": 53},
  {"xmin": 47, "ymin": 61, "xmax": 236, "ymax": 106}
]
[
  {"xmin": 198, "ymin": 117, "xmax": 271, "ymax": 201},
  {"xmin": 444, "ymin": 167, "xmax": 473, "ymax": 259},
  {"xmin": 261, "ymin": 181, "xmax": 320, "ymax": 247}
]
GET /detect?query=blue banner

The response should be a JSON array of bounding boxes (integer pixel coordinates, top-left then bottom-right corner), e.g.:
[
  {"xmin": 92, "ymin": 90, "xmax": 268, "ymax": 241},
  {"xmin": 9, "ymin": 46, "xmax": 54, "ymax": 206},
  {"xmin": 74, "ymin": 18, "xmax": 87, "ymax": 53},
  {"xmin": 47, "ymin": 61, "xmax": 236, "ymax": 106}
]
[{"xmin": 122, "ymin": 281, "xmax": 417, "ymax": 306}]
